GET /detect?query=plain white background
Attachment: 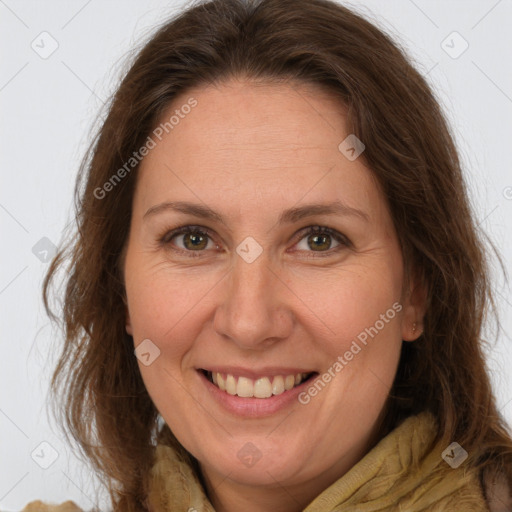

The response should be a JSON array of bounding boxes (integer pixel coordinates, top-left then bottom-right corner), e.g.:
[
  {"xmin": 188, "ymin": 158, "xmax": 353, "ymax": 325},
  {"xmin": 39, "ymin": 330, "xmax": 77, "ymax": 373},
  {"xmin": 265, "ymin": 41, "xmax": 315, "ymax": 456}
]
[{"xmin": 1, "ymin": 0, "xmax": 511, "ymax": 509}]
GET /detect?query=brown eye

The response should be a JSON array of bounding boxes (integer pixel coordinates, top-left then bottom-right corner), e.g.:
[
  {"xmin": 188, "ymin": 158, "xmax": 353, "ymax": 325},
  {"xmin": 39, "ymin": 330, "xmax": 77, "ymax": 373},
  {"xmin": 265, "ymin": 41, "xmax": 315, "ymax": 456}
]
[
  {"xmin": 181, "ymin": 231, "xmax": 209, "ymax": 250},
  {"xmin": 307, "ymin": 233, "xmax": 332, "ymax": 251},
  {"xmin": 160, "ymin": 226, "xmax": 215, "ymax": 254},
  {"xmin": 294, "ymin": 226, "xmax": 350, "ymax": 256}
]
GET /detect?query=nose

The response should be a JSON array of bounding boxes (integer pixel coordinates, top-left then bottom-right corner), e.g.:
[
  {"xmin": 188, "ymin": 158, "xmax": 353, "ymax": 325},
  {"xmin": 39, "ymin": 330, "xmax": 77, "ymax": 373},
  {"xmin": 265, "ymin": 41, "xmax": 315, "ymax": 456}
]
[{"xmin": 213, "ymin": 248, "xmax": 294, "ymax": 350}]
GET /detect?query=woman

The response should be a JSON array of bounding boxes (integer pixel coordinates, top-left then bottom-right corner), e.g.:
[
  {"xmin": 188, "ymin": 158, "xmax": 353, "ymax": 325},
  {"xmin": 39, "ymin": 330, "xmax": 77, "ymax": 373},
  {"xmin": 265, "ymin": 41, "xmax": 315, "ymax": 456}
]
[{"xmin": 25, "ymin": 0, "xmax": 512, "ymax": 510}]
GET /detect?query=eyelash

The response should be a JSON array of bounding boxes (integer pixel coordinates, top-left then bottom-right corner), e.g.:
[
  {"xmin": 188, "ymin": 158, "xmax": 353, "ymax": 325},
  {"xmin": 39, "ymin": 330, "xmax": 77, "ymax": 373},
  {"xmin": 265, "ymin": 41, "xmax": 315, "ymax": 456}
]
[{"xmin": 158, "ymin": 225, "xmax": 351, "ymax": 258}]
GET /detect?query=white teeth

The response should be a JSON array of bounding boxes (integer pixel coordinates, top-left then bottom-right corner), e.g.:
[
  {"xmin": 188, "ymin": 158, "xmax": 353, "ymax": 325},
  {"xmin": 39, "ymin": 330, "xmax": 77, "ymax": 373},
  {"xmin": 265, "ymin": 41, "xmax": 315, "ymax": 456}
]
[
  {"xmin": 237, "ymin": 376, "xmax": 254, "ymax": 398},
  {"xmin": 217, "ymin": 373, "xmax": 226, "ymax": 391},
  {"xmin": 284, "ymin": 375, "xmax": 295, "ymax": 391},
  {"xmin": 254, "ymin": 377, "xmax": 272, "ymax": 398},
  {"xmin": 272, "ymin": 375, "xmax": 284, "ymax": 395},
  {"xmin": 226, "ymin": 374, "xmax": 237, "ymax": 395},
  {"xmin": 208, "ymin": 371, "xmax": 311, "ymax": 398}
]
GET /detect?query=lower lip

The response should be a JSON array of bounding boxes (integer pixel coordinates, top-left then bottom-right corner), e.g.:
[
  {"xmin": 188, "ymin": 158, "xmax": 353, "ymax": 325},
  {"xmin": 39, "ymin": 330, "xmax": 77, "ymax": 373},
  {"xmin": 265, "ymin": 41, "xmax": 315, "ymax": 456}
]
[{"xmin": 197, "ymin": 370, "xmax": 316, "ymax": 418}]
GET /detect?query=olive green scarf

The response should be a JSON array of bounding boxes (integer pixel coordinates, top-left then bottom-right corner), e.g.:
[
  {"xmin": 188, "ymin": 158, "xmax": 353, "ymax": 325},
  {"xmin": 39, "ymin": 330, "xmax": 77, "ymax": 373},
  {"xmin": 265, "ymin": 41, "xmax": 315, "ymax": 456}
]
[
  {"xmin": 147, "ymin": 411, "xmax": 489, "ymax": 511},
  {"xmin": 20, "ymin": 412, "xmax": 490, "ymax": 512}
]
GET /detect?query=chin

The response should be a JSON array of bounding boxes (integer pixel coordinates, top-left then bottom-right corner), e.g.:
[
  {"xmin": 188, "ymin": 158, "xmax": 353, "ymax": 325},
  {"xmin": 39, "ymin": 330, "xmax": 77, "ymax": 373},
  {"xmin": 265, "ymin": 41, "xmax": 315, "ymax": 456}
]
[{"xmin": 198, "ymin": 440, "xmax": 310, "ymax": 485}]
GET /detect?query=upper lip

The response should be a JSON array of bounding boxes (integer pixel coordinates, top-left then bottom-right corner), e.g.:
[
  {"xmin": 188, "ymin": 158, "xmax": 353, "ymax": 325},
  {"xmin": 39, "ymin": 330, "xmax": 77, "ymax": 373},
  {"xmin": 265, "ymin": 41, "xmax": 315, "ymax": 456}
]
[{"xmin": 197, "ymin": 367, "xmax": 317, "ymax": 380}]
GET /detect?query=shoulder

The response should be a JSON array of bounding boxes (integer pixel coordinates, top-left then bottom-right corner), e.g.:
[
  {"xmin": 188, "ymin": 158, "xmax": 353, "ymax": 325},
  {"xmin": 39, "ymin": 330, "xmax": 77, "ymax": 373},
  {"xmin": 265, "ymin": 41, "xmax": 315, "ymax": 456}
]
[
  {"xmin": 20, "ymin": 501, "xmax": 83, "ymax": 512},
  {"xmin": 483, "ymin": 469, "xmax": 512, "ymax": 512}
]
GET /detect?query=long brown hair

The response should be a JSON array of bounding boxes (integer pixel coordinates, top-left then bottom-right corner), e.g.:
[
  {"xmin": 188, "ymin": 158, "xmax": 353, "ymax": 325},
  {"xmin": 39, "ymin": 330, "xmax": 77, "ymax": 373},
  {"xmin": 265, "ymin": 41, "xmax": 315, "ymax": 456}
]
[{"xmin": 43, "ymin": 0, "xmax": 512, "ymax": 508}]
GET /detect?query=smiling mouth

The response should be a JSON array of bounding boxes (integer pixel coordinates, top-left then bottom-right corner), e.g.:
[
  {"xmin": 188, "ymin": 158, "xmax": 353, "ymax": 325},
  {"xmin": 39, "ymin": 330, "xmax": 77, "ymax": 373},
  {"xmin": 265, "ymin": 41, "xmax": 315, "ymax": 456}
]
[{"xmin": 200, "ymin": 369, "xmax": 318, "ymax": 398}]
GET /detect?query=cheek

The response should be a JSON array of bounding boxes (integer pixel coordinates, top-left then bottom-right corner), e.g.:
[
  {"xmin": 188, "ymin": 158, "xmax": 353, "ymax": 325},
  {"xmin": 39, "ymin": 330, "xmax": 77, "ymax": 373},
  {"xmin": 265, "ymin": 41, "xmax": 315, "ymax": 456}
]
[
  {"xmin": 126, "ymin": 247, "xmax": 403, "ymax": 354},
  {"xmin": 124, "ymin": 263, "xmax": 242, "ymax": 459},
  {"xmin": 124, "ymin": 264, "xmax": 214, "ymax": 420},
  {"xmin": 124, "ymin": 260, "xmax": 221, "ymax": 355},
  {"xmin": 290, "ymin": 259, "xmax": 403, "ymax": 347}
]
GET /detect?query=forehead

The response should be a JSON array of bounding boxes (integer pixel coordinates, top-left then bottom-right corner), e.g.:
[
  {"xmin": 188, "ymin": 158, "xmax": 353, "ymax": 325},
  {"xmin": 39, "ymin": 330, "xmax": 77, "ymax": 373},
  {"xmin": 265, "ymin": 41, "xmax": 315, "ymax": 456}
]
[
  {"xmin": 158, "ymin": 78, "xmax": 348, "ymax": 156},
  {"xmin": 135, "ymin": 78, "xmax": 383, "ymax": 219}
]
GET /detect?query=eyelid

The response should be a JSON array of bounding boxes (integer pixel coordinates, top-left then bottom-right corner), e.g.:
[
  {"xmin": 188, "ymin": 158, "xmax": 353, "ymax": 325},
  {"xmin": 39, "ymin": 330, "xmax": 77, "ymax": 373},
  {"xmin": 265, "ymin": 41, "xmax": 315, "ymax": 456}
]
[{"xmin": 158, "ymin": 224, "xmax": 351, "ymax": 257}]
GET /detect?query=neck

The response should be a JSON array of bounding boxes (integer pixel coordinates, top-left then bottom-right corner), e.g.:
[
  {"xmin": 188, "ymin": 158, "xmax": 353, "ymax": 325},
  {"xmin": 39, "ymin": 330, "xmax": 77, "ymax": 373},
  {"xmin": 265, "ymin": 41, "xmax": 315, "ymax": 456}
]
[
  {"xmin": 197, "ymin": 441, "xmax": 373, "ymax": 512},
  {"xmin": 194, "ymin": 405, "xmax": 390, "ymax": 511}
]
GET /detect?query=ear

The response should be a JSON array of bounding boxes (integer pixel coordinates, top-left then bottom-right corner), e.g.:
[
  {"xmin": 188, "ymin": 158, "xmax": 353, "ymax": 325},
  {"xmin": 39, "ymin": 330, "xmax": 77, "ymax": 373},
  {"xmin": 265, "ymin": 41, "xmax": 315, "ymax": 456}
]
[
  {"xmin": 123, "ymin": 296, "xmax": 133, "ymax": 336},
  {"xmin": 119, "ymin": 246, "xmax": 133, "ymax": 336},
  {"xmin": 125, "ymin": 310, "xmax": 133, "ymax": 336},
  {"xmin": 401, "ymin": 269, "xmax": 428, "ymax": 342}
]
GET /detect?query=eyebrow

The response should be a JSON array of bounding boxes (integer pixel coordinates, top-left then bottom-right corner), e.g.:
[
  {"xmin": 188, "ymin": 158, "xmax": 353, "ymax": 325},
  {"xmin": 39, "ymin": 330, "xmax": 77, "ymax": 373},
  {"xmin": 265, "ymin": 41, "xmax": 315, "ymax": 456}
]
[{"xmin": 143, "ymin": 200, "xmax": 369, "ymax": 224}]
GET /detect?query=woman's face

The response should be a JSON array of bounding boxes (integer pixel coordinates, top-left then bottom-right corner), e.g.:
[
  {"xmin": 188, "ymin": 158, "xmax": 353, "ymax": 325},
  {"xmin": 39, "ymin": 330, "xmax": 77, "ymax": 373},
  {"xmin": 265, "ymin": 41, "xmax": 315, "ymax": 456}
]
[{"xmin": 123, "ymin": 78, "xmax": 422, "ymax": 503}]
